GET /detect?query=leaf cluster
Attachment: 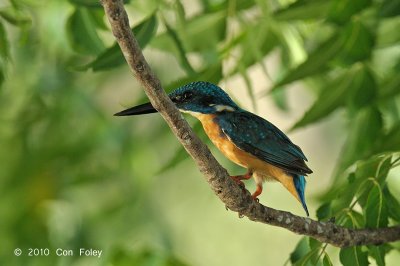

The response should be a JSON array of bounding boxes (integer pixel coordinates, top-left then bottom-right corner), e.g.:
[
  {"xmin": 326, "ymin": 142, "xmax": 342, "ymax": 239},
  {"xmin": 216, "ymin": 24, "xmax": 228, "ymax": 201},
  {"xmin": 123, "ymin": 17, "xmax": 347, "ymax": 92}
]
[{"xmin": 59, "ymin": 1, "xmax": 400, "ymax": 264}]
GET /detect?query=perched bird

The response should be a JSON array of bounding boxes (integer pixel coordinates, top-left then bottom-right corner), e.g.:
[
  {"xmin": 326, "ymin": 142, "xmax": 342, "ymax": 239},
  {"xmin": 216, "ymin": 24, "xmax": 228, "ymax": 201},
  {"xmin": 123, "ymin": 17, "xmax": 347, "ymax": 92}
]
[{"xmin": 115, "ymin": 81, "xmax": 312, "ymax": 216}]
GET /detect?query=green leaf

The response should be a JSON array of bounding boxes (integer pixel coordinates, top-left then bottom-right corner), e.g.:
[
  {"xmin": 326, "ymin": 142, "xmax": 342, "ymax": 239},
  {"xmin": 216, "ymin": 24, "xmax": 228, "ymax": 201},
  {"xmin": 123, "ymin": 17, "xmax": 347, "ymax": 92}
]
[
  {"xmin": 339, "ymin": 247, "xmax": 368, "ymax": 266},
  {"xmin": 383, "ymin": 186, "xmax": 400, "ymax": 222},
  {"xmin": 273, "ymin": 32, "xmax": 344, "ymax": 88},
  {"xmin": 336, "ymin": 21, "xmax": 375, "ymax": 64},
  {"xmin": 376, "ymin": 17, "xmax": 400, "ymax": 48},
  {"xmin": 323, "ymin": 254, "xmax": 334, "ymax": 266},
  {"xmin": 181, "ymin": 11, "xmax": 226, "ymax": 51},
  {"xmin": 67, "ymin": 8, "xmax": 105, "ymax": 55},
  {"xmin": 308, "ymin": 237, "xmax": 322, "ymax": 265},
  {"xmin": 329, "ymin": 0, "xmax": 373, "ymax": 24},
  {"xmin": 351, "ymin": 155, "xmax": 392, "ymax": 208},
  {"xmin": 323, "ymin": 163, "xmax": 387, "ymax": 218},
  {"xmin": 355, "ymin": 155, "xmax": 391, "ymax": 186},
  {"xmin": 319, "ymin": 172, "xmax": 358, "ymax": 213},
  {"xmin": 336, "ymin": 107, "xmax": 383, "ymax": 173},
  {"xmin": 241, "ymin": 68, "xmax": 257, "ymax": 111},
  {"xmin": 270, "ymin": 88, "xmax": 289, "ymax": 111},
  {"xmin": 379, "ymin": 70, "xmax": 400, "ymax": 99},
  {"xmin": 348, "ymin": 172, "xmax": 356, "ymax": 183},
  {"xmin": 274, "ymin": 0, "xmax": 332, "ymax": 21},
  {"xmin": 290, "ymin": 74, "xmax": 345, "ymax": 129},
  {"xmin": 201, "ymin": 0, "xmax": 256, "ymax": 13},
  {"xmin": 87, "ymin": 8, "xmax": 107, "ymax": 30},
  {"xmin": 0, "ymin": 21, "xmax": 10, "ymax": 60},
  {"xmin": 290, "ymin": 237, "xmax": 311, "ymax": 264},
  {"xmin": 82, "ymin": 15, "xmax": 157, "ymax": 71},
  {"xmin": 228, "ymin": 21, "xmax": 278, "ymax": 77},
  {"xmin": 274, "ymin": 20, "xmax": 374, "ymax": 89},
  {"xmin": 68, "ymin": 0, "xmax": 131, "ymax": 8},
  {"xmin": 0, "ymin": 7, "xmax": 31, "ymax": 26},
  {"xmin": 346, "ymin": 65, "xmax": 377, "ymax": 110},
  {"xmin": 374, "ymin": 124, "xmax": 400, "ymax": 154},
  {"xmin": 346, "ymin": 210, "xmax": 365, "ymax": 228},
  {"xmin": 234, "ymin": 0, "xmax": 257, "ymax": 11},
  {"xmin": 379, "ymin": 0, "xmax": 400, "ymax": 17},
  {"xmin": 68, "ymin": 0, "xmax": 102, "ymax": 8},
  {"xmin": 293, "ymin": 248, "xmax": 320, "ymax": 266},
  {"xmin": 163, "ymin": 21, "xmax": 195, "ymax": 75},
  {"xmin": 316, "ymin": 202, "xmax": 331, "ymax": 220},
  {"xmin": 368, "ymin": 246, "xmax": 387, "ymax": 266},
  {"xmin": 132, "ymin": 15, "xmax": 158, "ymax": 49},
  {"xmin": 309, "ymin": 237, "xmax": 322, "ymax": 250},
  {"xmin": 291, "ymin": 64, "xmax": 372, "ymax": 130},
  {"xmin": 0, "ymin": 63, "xmax": 4, "ymax": 87},
  {"xmin": 151, "ymin": 12, "xmax": 227, "ymax": 73},
  {"xmin": 174, "ymin": 0, "xmax": 186, "ymax": 26},
  {"xmin": 153, "ymin": 11, "xmax": 226, "ymax": 53},
  {"xmin": 110, "ymin": 248, "xmax": 188, "ymax": 266},
  {"xmin": 80, "ymin": 44, "xmax": 122, "ymax": 71},
  {"xmin": 365, "ymin": 184, "xmax": 388, "ymax": 228}
]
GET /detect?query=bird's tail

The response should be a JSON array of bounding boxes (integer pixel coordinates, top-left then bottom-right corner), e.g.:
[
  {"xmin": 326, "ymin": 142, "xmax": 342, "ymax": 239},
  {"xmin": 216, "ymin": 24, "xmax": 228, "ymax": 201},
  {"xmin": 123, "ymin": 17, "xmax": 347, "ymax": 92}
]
[{"xmin": 293, "ymin": 175, "xmax": 309, "ymax": 217}]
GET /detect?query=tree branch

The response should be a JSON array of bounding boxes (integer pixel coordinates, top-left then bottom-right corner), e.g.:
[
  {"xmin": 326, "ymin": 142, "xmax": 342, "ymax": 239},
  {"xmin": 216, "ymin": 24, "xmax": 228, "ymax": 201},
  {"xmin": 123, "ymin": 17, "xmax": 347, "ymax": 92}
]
[{"xmin": 100, "ymin": 0, "xmax": 400, "ymax": 248}]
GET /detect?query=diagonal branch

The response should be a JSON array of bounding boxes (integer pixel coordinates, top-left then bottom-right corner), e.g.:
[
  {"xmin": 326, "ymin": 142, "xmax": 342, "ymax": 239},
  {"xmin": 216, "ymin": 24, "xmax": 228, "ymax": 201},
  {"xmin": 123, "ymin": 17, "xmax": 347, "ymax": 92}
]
[{"xmin": 100, "ymin": 0, "xmax": 400, "ymax": 248}]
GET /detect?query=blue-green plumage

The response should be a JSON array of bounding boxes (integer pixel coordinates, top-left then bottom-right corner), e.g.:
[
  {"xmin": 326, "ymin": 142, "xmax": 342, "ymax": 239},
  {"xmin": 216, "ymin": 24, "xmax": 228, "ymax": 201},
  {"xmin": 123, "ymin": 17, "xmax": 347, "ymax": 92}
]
[
  {"xmin": 214, "ymin": 110, "xmax": 312, "ymax": 175},
  {"xmin": 293, "ymin": 175, "xmax": 309, "ymax": 216},
  {"xmin": 212, "ymin": 102, "xmax": 311, "ymax": 216},
  {"xmin": 168, "ymin": 82, "xmax": 240, "ymax": 114},
  {"xmin": 115, "ymin": 81, "xmax": 312, "ymax": 216}
]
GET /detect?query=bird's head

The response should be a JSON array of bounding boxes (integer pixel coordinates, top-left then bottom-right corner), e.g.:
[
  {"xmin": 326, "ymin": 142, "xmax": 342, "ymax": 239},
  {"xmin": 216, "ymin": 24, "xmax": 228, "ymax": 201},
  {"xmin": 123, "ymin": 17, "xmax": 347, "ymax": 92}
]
[{"xmin": 115, "ymin": 81, "xmax": 239, "ymax": 117}]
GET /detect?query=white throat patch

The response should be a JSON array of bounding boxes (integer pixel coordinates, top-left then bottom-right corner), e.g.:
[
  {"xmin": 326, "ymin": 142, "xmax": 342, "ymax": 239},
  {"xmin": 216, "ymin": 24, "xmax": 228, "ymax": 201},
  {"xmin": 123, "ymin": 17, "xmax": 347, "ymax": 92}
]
[
  {"xmin": 179, "ymin": 104, "xmax": 234, "ymax": 118},
  {"xmin": 210, "ymin": 104, "xmax": 235, "ymax": 112},
  {"xmin": 180, "ymin": 109, "xmax": 202, "ymax": 118}
]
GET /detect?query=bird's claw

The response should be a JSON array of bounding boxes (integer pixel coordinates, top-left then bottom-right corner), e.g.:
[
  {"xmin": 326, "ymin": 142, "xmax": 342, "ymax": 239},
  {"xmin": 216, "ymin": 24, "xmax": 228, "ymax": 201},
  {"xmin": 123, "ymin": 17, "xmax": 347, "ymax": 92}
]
[
  {"xmin": 230, "ymin": 176, "xmax": 246, "ymax": 189},
  {"xmin": 237, "ymin": 181, "xmax": 245, "ymax": 188}
]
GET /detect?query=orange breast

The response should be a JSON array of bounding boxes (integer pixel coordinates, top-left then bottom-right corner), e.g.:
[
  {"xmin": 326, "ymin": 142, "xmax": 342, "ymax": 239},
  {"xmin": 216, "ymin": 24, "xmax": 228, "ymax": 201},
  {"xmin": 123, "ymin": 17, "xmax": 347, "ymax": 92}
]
[
  {"xmin": 196, "ymin": 114, "xmax": 281, "ymax": 173},
  {"xmin": 195, "ymin": 114, "xmax": 251, "ymax": 168},
  {"xmin": 195, "ymin": 113, "xmax": 301, "ymax": 203}
]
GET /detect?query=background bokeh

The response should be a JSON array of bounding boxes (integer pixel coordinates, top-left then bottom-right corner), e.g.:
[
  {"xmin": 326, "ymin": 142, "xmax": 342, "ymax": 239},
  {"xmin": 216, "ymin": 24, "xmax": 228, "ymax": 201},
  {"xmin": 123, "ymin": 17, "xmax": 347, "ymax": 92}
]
[{"xmin": 0, "ymin": 0, "xmax": 399, "ymax": 265}]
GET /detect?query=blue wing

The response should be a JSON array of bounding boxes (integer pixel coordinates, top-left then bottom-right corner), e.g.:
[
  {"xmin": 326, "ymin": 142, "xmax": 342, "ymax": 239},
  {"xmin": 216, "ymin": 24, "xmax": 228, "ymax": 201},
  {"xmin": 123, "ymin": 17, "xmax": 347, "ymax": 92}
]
[{"xmin": 215, "ymin": 110, "xmax": 312, "ymax": 176}]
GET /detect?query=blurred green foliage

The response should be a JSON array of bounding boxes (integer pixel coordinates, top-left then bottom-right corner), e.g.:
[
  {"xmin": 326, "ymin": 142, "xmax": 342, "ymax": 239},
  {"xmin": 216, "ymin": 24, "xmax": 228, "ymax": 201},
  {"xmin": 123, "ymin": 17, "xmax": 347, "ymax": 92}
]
[{"xmin": 0, "ymin": 0, "xmax": 399, "ymax": 265}]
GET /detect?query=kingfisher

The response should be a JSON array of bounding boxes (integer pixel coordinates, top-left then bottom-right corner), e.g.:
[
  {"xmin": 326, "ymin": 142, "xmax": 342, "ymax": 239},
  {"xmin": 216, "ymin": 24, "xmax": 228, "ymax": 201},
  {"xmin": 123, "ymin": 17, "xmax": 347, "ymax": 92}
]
[{"xmin": 115, "ymin": 81, "xmax": 312, "ymax": 216}]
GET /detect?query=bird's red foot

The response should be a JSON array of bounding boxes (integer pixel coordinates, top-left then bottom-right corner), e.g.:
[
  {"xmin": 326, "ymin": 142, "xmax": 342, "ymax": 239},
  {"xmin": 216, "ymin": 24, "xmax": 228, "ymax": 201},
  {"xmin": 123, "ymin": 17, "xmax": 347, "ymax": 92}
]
[
  {"xmin": 251, "ymin": 184, "xmax": 263, "ymax": 203},
  {"xmin": 232, "ymin": 179, "xmax": 245, "ymax": 188},
  {"xmin": 231, "ymin": 170, "xmax": 253, "ymax": 188}
]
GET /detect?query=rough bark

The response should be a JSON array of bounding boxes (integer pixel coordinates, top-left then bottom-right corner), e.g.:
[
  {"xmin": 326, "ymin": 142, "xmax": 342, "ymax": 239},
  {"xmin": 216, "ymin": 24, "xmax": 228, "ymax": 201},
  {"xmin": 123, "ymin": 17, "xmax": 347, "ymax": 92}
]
[{"xmin": 100, "ymin": 0, "xmax": 400, "ymax": 248}]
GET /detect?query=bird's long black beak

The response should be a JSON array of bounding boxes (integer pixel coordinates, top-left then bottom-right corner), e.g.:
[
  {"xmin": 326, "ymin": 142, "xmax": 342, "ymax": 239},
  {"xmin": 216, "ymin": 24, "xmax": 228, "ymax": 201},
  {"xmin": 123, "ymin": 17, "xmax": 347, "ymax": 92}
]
[{"xmin": 114, "ymin": 102, "xmax": 157, "ymax": 116}]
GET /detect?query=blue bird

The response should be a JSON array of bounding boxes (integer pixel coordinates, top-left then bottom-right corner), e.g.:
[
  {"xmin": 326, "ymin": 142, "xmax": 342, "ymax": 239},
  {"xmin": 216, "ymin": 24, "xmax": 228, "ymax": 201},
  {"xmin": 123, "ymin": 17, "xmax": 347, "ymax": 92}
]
[{"xmin": 115, "ymin": 81, "xmax": 312, "ymax": 216}]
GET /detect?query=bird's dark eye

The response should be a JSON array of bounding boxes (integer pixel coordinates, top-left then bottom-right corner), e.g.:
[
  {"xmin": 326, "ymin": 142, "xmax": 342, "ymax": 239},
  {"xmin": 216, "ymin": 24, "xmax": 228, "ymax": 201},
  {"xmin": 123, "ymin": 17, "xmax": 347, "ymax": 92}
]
[
  {"xmin": 182, "ymin": 92, "xmax": 192, "ymax": 101},
  {"xmin": 201, "ymin": 96, "xmax": 214, "ymax": 105},
  {"xmin": 173, "ymin": 92, "xmax": 193, "ymax": 103}
]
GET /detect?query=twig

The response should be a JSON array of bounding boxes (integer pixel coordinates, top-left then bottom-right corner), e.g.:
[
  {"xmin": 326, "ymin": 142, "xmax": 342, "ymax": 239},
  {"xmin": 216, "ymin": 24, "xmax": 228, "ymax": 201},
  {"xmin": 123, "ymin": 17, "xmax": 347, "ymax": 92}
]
[{"xmin": 100, "ymin": 0, "xmax": 400, "ymax": 248}]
